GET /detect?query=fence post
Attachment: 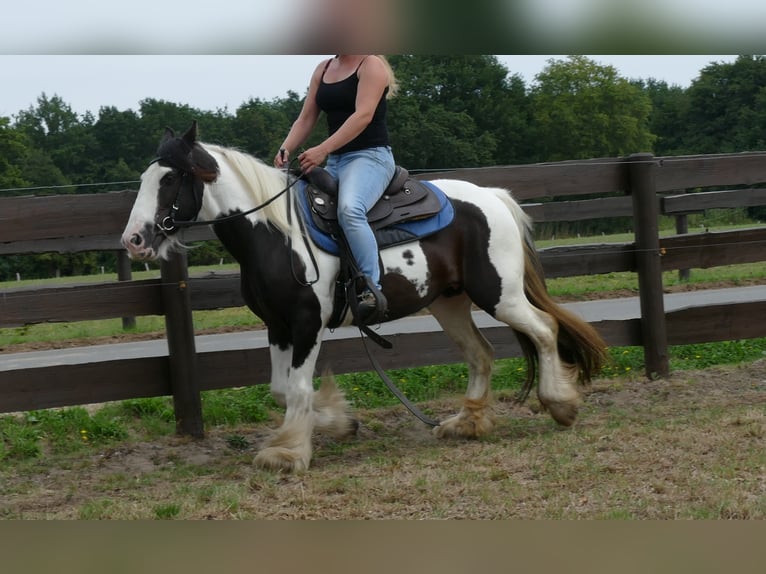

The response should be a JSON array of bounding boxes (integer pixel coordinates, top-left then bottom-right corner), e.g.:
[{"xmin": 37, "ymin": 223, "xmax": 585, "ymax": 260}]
[
  {"xmin": 628, "ymin": 153, "xmax": 670, "ymax": 379},
  {"xmin": 160, "ymin": 250, "xmax": 204, "ymax": 437},
  {"xmin": 116, "ymin": 250, "xmax": 136, "ymax": 330}
]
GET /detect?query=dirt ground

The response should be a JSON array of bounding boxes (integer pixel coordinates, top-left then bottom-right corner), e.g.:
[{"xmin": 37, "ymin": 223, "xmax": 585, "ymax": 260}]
[{"xmin": 2, "ymin": 358, "xmax": 765, "ymax": 519}]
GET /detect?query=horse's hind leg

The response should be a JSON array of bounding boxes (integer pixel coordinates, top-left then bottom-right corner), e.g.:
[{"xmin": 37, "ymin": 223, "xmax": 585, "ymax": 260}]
[
  {"xmin": 494, "ymin": 296, "xmax": 581, "ymax": 426},
  {"xmin": 312, "ymin": 373, "xmax": 358, "ymax": 439},
  {"xmin": 269, "ymin": 346, "xmax": 356, "ymax": 438},
  {"xmin": 428, "ymin": 294, "xmax": 495, "ymax": 439}
]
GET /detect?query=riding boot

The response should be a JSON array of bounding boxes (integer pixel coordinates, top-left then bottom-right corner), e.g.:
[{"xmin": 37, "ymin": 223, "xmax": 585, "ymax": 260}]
[
  {"xmin": 351, "ymin": 275, "xmax": 387, "ymax": 325},
  {"xmin": 357, "ymin": 287, "xmax": 388, "ymax": 325}
]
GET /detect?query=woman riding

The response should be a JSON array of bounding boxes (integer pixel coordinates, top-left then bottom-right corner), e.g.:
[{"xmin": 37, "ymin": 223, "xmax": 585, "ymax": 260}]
[{"xmin": 274, "ymin": 54, "xmax": 398, "ymax": 321}]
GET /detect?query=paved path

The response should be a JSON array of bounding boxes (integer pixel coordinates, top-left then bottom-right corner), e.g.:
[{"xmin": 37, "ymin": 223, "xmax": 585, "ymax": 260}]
[{"xmin": 2, "ymin": 285, "xmax": 765, "ymax": 372}]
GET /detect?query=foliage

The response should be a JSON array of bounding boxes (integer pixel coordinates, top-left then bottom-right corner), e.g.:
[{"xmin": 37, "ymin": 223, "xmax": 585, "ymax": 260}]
[
  {"xmin": 640, "ymin": 78, "xmax": 690, "ymax": 156},
  {"xmin": 529, "ymin": 56, "xmax": 655, "ymax": 160},
  {"xmin": 0, "ymin": 116, "xmax": 31, "ymax": 191},
  {"xmin": 683, "ymin": 55, "xmax": 766, "ymax": 153},
  {"xmin": 388, "ymin": 55, "xmax": 534, "ymax": 166}
]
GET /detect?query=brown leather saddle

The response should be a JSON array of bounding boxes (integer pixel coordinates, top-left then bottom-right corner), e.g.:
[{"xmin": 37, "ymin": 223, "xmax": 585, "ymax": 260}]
[{"xmin": 301, "ymin": 166, "xmax": 444, "ymax": 235}]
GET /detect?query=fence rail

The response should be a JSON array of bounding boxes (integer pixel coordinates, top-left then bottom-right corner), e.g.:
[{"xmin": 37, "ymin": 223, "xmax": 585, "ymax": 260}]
[{"xmin": 2, "ymin": 152, "xmax": 766, "ymax": 433}]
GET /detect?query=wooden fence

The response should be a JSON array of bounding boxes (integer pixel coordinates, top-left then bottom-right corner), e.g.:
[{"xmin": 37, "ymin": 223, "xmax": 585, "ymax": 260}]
[{"xmin": 2, "ymin": 152, "xmax": 766, "ymax": 435}]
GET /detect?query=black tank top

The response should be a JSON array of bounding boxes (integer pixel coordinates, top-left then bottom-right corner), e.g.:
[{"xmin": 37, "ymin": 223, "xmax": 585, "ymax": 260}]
[{"xmin": 315, "ymin": 57, "xmax": 390, "ymax": 155}]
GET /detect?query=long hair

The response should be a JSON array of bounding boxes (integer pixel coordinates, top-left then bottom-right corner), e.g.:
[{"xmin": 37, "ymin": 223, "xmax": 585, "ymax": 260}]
[{"xmin": 378, "ymin": 55, "xmax": 399, "ymax": 98}]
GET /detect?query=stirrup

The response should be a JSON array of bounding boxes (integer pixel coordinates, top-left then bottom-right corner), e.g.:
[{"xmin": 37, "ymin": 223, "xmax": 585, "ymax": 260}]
[{"xmin": 350, "ymin": 276, "xmax": 387, "ymax": 325}]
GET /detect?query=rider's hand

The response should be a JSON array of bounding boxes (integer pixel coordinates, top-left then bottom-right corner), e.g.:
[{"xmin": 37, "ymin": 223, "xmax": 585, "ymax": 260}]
[
  {"xmin": 298, "ymin": 145, "xmax": 328, "ymax": 173},
  {"xmin": 274, "ymin": 148, "xmax": 289, "ymax": 169}
]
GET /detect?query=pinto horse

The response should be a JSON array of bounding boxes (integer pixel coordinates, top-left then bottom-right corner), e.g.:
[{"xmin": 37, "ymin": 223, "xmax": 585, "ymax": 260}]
[{"xmin": 122, "ymin": 122, "xmax": 607, "ymax": 472}]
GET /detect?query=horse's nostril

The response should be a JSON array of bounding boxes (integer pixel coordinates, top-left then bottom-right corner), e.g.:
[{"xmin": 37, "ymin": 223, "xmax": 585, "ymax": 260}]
[{"xmin": 130, "ymin": 234, "xmax": 142, "ymax": 246}]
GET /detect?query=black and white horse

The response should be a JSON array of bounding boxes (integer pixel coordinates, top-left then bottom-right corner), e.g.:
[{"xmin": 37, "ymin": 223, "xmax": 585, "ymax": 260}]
[{"xmin": 122, "ymin": 123, "xmax": 607, "ymax": 472}]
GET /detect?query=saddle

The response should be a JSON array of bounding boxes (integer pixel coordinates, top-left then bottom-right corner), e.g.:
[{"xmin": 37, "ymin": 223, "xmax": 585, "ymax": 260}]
[
  {"xmin": 296, "ymin": 166, "xmax": 454, "ymax": 330},
  {"xmin": 301, "ymin": 166, "xmax": 444, "ymax": 236}
]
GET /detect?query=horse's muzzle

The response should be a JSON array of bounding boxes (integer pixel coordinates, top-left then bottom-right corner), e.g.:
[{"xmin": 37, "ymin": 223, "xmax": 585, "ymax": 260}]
[{"xmin": 121, "ymin": 223, "xmax": 158, "ymax": 260}]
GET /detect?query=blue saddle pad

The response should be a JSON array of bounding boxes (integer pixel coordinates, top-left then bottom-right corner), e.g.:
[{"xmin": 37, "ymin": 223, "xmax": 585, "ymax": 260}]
[{"xmin": 295, "ymin": 180, "xmax": 455, "ymax": 256}]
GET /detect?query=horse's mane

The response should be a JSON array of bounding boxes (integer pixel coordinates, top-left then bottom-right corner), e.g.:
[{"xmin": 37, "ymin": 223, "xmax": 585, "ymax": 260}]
[{"xmin": 202, "ymin": 143, "xmax": 295, "ymax": 238}]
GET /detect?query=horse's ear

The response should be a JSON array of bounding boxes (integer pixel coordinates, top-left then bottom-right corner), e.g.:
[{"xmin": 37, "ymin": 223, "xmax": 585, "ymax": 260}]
[
  {"xmin": 182, "ymin": 121, "xmax": 198, "ymax": 146},
  {"xmin": 161, "ymin": 126, "xmax": 175, "ymax": 143}
]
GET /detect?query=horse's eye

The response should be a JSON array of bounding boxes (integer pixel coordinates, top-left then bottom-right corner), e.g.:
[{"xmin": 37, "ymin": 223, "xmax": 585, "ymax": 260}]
[{"xmin": 161, "ymin": 172, "xmax": 177, "ymax": 185}]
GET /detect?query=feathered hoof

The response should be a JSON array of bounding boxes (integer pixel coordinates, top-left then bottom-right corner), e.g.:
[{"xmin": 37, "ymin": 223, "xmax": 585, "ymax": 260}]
[
  {"xmin": 546, "ymin": 401, "xmax": 580, "ymax": 427},
  {"xmin": 433, "ymin": 412, "xmax": 494, "ymax": 439},
  {"xmin": 316, "ymin": 415, "xmax": 360, "ymax": 439},
  {"xmin": 254, "ymin": 447, "xmax": 310, "ymax": 473}
]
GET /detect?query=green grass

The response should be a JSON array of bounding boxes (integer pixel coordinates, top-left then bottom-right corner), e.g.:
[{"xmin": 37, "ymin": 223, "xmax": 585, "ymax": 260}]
[{"xmin": 3, "ymin": 337, "xmax": 765, "ymax": 464}]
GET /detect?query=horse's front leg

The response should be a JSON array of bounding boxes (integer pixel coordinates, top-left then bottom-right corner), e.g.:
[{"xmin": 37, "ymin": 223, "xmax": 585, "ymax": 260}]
[{"xmin": 255, "ymin": 342, "xmax": 321, "ymax": 473}]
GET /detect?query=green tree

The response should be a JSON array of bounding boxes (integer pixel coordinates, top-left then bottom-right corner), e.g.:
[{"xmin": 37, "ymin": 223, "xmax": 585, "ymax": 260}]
[
  {"xmin": 232, "ymin": 93, "xmax": 305, "ymax": 159},
  {"xmin": 0, "ymin": 116, "xmax": 31, "ymax": 192},
  {"xmin": 18, "ymin": 148, "xmax": 72, "ymax": 194},
  {"xmin": 388, "ymin": 55, "xmax": 529, "ymax": 169},
  {"xmin": 137, "ymin": 99, "xmax": 204, "ymax": 157},
  {"xmin": 14, "ymin": 93, "xmax": 100, "ymax": 187},
  {"xmin": 92, "ymin": 107, "xmax": 142, "ymax": 164},
  {"xmin": 684, "ymin": 55, "xmax": 766, "ymax": 153},
  {"xmin": 640, "ymin": 78, "xmax": 690, "ymax": 156},
  {"xmin": 529, "ymin": 56, "xmax": 655, "ymax": 161}
]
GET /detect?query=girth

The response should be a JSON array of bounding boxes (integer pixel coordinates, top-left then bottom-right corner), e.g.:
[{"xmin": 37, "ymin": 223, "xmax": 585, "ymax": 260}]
[{"xmin": 302, "ymin": 166, "xmax": 444, "ymax": 234}]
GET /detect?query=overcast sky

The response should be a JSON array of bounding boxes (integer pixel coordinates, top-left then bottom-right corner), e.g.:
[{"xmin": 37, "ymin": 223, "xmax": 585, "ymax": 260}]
[{"xmin": 1, "ymin": 55, "xmax": 738, "ymax": 119}]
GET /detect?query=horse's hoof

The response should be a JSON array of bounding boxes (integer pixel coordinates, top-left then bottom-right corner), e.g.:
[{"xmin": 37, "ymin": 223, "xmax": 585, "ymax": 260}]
[
  {"xmin": 254, "ymin": 447, "xmax": 310, "ymax": 473},
  {"xmin": 546, "ymin": 401, "xmax": 579, "ymax": 427},
  {"xmin": 433, "ymin": 413, "xmax": 494, "ymax": 439}
]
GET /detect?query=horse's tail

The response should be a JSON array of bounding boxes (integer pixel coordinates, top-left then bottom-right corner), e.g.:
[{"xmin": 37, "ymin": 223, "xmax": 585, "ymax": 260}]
[{"xmin": 494, "ymin": 190, "xmax": 608, "ymax": 402}]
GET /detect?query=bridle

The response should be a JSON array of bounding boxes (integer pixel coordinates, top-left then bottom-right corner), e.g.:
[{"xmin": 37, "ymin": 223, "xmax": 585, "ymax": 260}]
[
  {"xmin": 150, "ymin": 156, "xmax": 300, "ymax": 235},
  {"xmin": 150, "ymin": 153, "xmax": 319, "ymax": 287}
]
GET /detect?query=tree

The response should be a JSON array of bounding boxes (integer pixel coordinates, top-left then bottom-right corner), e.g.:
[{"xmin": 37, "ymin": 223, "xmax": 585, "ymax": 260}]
[
  {"xmin": 92, "ymin": 107, "xmax": 142, "ymax": 165},
  {"xmin": 640, "ymin": 78, "xmax": 690, "ymax": 156},
  {"xmin": 232, "ymin": 93, "xmax": 306, "ymax": 159},
  {"xmin": 0, "ymin": 117, "xmax": 31, "ymax": 192},
  {"xmin": 14, "ymin": 93, "xmax": 100, "ymax": 186},
  {"xmin": 683, "ymin": 55, "xmax": 766, "ymax": 153},
  {"xmin": 137, "ymin": 99, "xmax": 204, "ymax": 158},
  {"xmin": 19, "ymin": 148, "xmax": 72, "ymax": 194},
  {"xmin": 387, "ymin": 55, "xmax": 531, "ymax": 168},
  {"xmin": 529, "ymin": 56, "xmax": 655, "ymax": 161}
]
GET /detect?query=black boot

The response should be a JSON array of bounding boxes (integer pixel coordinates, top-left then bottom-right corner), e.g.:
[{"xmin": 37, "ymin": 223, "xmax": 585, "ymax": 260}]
[{"xmin": 356, "ymin": 287, "xmax": 387, "ymax": 325}]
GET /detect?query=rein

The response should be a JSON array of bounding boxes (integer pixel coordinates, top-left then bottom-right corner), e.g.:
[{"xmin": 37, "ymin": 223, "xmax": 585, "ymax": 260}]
[{"xmin": 358, "ymin": 327, "xmax": 441, "ymax": 428}]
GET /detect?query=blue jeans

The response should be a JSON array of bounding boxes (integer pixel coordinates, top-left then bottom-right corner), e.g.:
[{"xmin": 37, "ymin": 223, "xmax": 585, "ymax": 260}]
[{"xmin": 325, "ymin": 146, "xmax": 395, "ymax": 290}]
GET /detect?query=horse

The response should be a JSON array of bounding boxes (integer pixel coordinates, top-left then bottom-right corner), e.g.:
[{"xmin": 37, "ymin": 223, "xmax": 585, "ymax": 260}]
[{"xmin": 121, "ymin": 122, "xmax": 607, "ymax": 472}]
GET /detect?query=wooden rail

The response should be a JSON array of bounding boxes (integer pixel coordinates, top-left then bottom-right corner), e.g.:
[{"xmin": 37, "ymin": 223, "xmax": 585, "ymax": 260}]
[{"xmin": 2, "ymin": 152, "xmax": 766, "ymax": 432}]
